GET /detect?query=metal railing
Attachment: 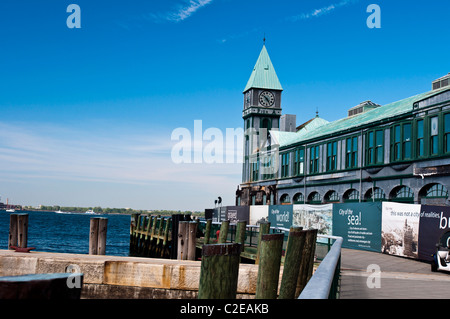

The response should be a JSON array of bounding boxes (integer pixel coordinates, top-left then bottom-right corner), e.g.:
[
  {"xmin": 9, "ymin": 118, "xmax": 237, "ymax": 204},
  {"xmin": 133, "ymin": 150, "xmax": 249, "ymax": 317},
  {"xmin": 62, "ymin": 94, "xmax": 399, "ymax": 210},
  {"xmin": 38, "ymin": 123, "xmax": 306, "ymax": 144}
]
[
  {"xmin": 197, "ymin": 220, "xmax": 343, "ymax": 299},
  {"xmin": 298, "ymin": 235, "xmax": 343, "ymax": 299}
]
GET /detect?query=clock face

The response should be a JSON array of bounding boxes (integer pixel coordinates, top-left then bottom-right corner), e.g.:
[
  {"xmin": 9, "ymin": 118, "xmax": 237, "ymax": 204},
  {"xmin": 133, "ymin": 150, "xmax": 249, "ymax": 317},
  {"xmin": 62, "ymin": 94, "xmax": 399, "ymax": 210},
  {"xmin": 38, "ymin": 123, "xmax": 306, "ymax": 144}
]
[{"xmin": 259, "ymin": 91, "xmax": 275, "ymax": 107}]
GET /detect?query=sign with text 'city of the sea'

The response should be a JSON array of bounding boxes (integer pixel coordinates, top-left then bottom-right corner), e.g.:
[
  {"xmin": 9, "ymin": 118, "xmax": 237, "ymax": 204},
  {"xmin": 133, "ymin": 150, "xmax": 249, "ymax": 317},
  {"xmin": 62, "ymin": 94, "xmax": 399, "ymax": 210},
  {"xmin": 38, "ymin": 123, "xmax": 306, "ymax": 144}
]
[
  {"xmin": 332, "ymin": 202, "xmax": 382, "ymax": 252},
  {"xmin": 268, "ymin": 205, "xmax": 293, "ymax": 229}
]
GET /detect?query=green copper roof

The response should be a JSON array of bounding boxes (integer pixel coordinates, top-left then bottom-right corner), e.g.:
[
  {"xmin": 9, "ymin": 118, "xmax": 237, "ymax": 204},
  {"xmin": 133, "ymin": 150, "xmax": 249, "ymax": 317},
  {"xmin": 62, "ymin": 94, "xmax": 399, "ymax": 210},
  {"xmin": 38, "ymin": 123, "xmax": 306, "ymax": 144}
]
[
  {"xmin": 271, "ymin": 86, "xmax": 450, "ymax": 148},
  {"xmin": 244, "ymin": 45, "xmax": 283, "ymax": 93}
]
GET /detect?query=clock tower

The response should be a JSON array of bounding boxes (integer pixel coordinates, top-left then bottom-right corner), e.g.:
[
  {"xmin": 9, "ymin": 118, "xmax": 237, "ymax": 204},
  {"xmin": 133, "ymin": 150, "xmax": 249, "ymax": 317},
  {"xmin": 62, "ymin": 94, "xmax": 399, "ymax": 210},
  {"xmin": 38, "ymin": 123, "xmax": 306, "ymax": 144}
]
[{"xmin": 240, "ymin": 44, "xmax": 283, "ymax": 204}]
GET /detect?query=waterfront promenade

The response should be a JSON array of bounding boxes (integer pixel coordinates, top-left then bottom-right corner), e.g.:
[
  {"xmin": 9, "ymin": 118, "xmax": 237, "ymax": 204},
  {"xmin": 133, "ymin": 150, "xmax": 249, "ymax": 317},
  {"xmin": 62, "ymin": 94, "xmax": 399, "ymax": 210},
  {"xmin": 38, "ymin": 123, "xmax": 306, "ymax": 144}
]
[{"xmin": 340, "ymin": 248, "xmax": 450, "ymax": 299}]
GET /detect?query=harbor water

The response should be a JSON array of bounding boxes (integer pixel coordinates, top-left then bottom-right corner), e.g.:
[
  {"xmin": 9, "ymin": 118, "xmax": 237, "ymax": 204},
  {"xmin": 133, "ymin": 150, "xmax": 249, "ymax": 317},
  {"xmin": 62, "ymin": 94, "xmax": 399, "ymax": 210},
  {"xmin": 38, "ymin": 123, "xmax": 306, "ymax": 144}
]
[{"xmin": 0, "ymin": 210, "xmax": 131, "ymax": 256}]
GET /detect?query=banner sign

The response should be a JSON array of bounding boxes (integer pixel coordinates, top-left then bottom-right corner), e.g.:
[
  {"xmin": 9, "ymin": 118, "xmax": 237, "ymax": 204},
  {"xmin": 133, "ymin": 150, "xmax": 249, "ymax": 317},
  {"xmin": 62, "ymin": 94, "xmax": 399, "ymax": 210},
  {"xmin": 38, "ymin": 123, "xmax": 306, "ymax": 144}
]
[
  {"xmin": 226, "ymin": 206, "xmax": 249, "ymax": 224},
  {"xmin": 293, "ymin": 204, "xmax": 333, "ymax": 242},
  {"xmin": 381, "ymin": 202, "xmax": 420, "ymax": 259},
  {"xmin": 332, "ymin": 202, "xmax": 382, "ymax": 252},
  {"xmin": 268, "ymin": 205, "xmax": 293, "ymax": 229},
  {"xmin": 418, "ymin": 205, "xmax": 450, "ymax": 261},
  {"xmin": 249, "ymin": 206, "xmax": 269, "ymax": 225}
]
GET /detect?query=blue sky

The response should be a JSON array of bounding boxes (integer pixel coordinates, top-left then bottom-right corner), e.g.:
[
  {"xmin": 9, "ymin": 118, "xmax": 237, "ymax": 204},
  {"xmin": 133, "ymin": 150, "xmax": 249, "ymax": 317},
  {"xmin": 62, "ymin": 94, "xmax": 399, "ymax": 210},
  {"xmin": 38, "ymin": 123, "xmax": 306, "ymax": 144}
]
[{"xmin": 0, "ymin": 0, "xmax": 449, "ymax": 211}]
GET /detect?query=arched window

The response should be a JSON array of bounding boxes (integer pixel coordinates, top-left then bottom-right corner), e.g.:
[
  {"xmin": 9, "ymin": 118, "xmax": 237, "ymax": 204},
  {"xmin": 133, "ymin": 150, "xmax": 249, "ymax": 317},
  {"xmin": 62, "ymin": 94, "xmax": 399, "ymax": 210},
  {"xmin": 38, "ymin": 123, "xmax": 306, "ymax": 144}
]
[
  {"xmin": 364, "ymin": 187, "xmax": 386, "ymax": 202},
  {"xmin": 389, "ymin": 186, "xmax": 414, "ymax": 203},
  {"xmin": 280, "ymin": 194, "xmax": 291, "ymax": 204},
  {"xmin": 307, "ymin": 191, "xmax": 321, "ymax": 204},
  {"xmin": 343, "ymin": 189, "xmax": 360, "ymax": 202},
  {"xmin": 324, "ymin": 190, "xmax": 340, "ymax": 203},
  {"xmin": 293, "ymin": 193, "xmax": 304, "ymax": 204},
  {"xmin": 419, "ymin": 183, "xmax": 449, "ymax": 199}
]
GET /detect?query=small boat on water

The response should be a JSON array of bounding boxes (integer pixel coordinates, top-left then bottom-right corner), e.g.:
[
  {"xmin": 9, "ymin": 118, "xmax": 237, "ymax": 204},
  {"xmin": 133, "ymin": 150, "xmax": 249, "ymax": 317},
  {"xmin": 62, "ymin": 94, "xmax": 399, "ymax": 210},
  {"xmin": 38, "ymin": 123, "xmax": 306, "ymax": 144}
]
[
  {"xmin": 55, "ymin": 210, "xmax": 70, "ymax": 214},
  {"xmin": 85, "ymin": 209, "xmax": 96, "ymax": 215},
  {"xmin": 5, "ymin": 209, "xmax": 15, "ymax": 213}
]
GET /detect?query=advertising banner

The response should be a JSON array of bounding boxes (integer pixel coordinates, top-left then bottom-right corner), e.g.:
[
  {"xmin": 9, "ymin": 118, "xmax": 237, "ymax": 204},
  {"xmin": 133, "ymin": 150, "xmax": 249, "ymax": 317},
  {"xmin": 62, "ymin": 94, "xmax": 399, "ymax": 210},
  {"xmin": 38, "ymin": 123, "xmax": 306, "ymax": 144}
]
[
  {"xmin": 212, "ymin": 207, "xmax": 227, "ymax": 223},
  {"xmin": 249, "ymin": 206, "xmax": 269, "ymax": 225},
  {"xmin": 268, "ymin": 205, "xmax": 293, "ymax": 229},
  {"xmin": 332, "ymin": 202, "xmax": 382, "ymax": 252},
  {"xmin": 293, "ymin": 204, "xmax": 333, "ymax": 242},
  {"xmin": 226, "ymin": 206, "xmax": 250, "ymax": 223},
  {"xmin": 381, "ymin": 202, "xmax": 420, "ymax": 259},
  {"xmin": 418, "ymin": 205, "xmax": 450, "ymax": 261}
]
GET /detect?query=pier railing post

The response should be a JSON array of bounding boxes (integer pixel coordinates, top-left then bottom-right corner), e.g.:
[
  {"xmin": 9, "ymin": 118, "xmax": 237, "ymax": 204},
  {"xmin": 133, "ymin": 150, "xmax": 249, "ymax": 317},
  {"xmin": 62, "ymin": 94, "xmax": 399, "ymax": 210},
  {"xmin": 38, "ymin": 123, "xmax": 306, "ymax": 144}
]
[
  {"xmin": 295, "ymin": 229, "xmax": 318, "ymax": 297},
  {"xmin": 278, "ymin": 227, "xmax": 306, "ymax": 299},
  {"xmin": 217, "ymin": 220, "xmax": 230, "ymax": 244},
  {"xmin": 198, "ymin": 243, "xmax": 241, "ymax": 299},
  {"xmin": 255, "ymin": 233, "xmax": 284, "ymax": 299},
  {"xmin": 235, "ymin": 220, "xmax": 247, "ymax": 252},
  {"xmin": 255, "ymin": 221, "xmax": 270, "ymax": 264},
  {"xmin": 204, "ymin": 219, "xmax": 212, "ymax": 244}
]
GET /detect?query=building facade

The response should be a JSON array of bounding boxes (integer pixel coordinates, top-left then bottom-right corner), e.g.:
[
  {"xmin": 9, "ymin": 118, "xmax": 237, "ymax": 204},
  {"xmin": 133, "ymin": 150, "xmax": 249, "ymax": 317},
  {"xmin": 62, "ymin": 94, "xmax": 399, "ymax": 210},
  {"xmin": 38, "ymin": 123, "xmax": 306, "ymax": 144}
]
[{"xmin": 237, "ymin": 45, "xmax": 450, "ymax": 207}]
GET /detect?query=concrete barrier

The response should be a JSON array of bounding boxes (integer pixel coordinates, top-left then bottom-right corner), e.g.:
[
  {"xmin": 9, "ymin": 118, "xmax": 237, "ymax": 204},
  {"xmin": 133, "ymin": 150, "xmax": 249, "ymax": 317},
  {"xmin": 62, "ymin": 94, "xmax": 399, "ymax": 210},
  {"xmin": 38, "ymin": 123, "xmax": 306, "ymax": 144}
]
[{"xmin": 0, "ymin": 250, "xmax": 264, "ymax": 299}]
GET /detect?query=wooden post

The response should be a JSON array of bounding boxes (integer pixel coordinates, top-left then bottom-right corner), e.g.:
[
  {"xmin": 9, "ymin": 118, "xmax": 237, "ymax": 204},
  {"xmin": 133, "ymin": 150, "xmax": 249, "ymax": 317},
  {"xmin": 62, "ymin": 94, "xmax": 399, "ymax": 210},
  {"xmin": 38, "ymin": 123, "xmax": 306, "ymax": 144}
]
[
  {"xmin": 8, "ymin": 214, "xmax": 18, "ymax": 250},
  {"xmin": 295, "ymin": 229, "xmax": 318, "ymax": 297},
  {"xmin": 278, "ymin": 227, "xmax": 306, "ymax": 299},
  {"xmin": 130, "ymin": 213, "xmax": 139, "ymax": 255},
  {"xmin": 177, "ymin": 221, "xmax": 188, "ymax": 260},
  {"xmin": 17, "ymin": 214, "xmax": 28, "ymax": 249},
  {"xmin": 255, "ymin": 221, "xmax": 271, "ymax": 264},
  {"xmin": 170, "ymin": 214, "xmax": 183, "ymax": 259},
  {"xmin": 235, "ymin": 220, "xmax": 247, "ymax": 252},
  {"xmin": 255, "ymin": 233, "xmax": 284, "ymax": 299},
  {"xmin": 97, "ymin": 218, "xmax": 108, "ymax": 255},
  {"xmin": 187, "ymin": 221, "xmax": 198, "ymax": 261},
  {"xmin": 161, "ymin": 218, "xmax": 171, "ymax": 258},
  {"xmin": 89, "ymin": 218, "xmax": 99, "ymax": 255},
  {"xmin": 198, "ymin": 243, "xmax": 241, "ymax": 299},
  {"xmin": 204, "ymin": 219, "xmax": 212, "ymax": 244},
  {"xmin": 217, "ymin": 220, "xmax": 229, "ymax": 244}
]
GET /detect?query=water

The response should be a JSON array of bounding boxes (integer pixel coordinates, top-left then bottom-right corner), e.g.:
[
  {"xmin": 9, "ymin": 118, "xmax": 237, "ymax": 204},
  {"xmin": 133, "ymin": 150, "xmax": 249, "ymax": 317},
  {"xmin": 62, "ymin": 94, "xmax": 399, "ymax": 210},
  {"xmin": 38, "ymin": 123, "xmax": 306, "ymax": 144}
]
[{"xmin": 0, "ymin": 210, "xmax": 131, "ymax": 256}]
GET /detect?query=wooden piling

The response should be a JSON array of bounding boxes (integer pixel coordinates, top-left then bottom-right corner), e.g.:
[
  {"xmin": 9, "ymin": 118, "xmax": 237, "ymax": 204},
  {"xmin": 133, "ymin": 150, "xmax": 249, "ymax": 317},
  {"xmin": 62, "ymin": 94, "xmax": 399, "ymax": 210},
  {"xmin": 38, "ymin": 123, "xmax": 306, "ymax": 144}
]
[
  {"xmin": 198, "ymin": 243, "xmax": 241, "ymax": 299},
  {"xmin": 187, "ymin": 221, "xmax": 198, "ymax": 261},
  {"xmin": 255, "ymin": 221, "xmax": 270, "ymax": 264},
  {"xmin": 97, "ymin": 218, "xmax": 108, "ymax": 255},
  {"xmin": 89, "ymin": 218, "xmax": 99, "ymax": 255},
  {"xmin": 89, "ymin": 217, "xmax": 108, "ymax": 255},
  {"xmin": 255, "ymin": 233, "xmax": 284, "ymax": 299},
  {"xmin": 204, "ymin": 219, "xmax": 212, "ymax": 244},
  {"xmin": 177, "ymin": 221, "xmax": 188, "ymax": 260},
  {"xmin": 17, "ymin": 214, "xmax": 28, "ymax": 249},
  {"xmin": 278, "ymin": 227, "xmax": 306, "ymax": 299},
  {"xmin": 8, "ymin": 214, "xmax": 18, "ymax": 250},
  {"xmin": 295, "ymin": 229, "xmax": 318, "ymax": 297},
  {"xmin": 161, "ymin": 217, "xmax": 171, "ymax": 258},
  {"xmin": 235, "ymin": 220, "xmax": 247, "ymax": 252},
  {"xmin": 130, "ymin": 213, "xmax": 139, "ymax": 255},
  {"xmin": 217, "ymin": 220, "xmax": 229, "ymax": 244}
]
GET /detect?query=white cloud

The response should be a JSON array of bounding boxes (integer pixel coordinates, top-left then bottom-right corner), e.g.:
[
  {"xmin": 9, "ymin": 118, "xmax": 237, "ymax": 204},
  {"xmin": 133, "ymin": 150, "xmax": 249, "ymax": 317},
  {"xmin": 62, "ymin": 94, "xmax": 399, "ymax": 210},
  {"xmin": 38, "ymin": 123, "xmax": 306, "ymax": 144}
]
[
  {"xmin": 168, "ymin": 0, "xmax": 213, "ymax": 22},
  {"xmin": 145, "ymin": 0, "xmax": 213, "ymax": 23},
  {"xmin": 288, "ymin": 0, "xmax": 358, "ymax": 21},
  {"xmin": 0, "ymin": 122, "xmax": 241, "ymax": 210}
]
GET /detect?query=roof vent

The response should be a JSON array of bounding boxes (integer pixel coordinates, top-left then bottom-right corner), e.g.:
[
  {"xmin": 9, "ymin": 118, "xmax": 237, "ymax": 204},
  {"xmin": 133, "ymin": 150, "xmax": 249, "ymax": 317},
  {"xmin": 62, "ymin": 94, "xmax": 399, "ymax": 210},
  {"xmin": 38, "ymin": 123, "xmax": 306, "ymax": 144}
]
[
  {"xmin": 348, "ymin": 100, "xmax": 380, "ymax": 117},
  {"xmin": 432, "ymin": 73, "xmax": 450, "ymax": 90}
]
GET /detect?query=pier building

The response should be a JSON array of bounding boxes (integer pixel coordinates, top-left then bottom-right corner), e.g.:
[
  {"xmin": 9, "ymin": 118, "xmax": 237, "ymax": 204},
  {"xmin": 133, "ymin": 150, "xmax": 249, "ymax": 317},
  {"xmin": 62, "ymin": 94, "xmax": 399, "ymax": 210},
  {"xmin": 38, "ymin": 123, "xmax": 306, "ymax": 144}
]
[{"xmin": 237, "ymin": 45, "xmax": 450, "ymax": 207}]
